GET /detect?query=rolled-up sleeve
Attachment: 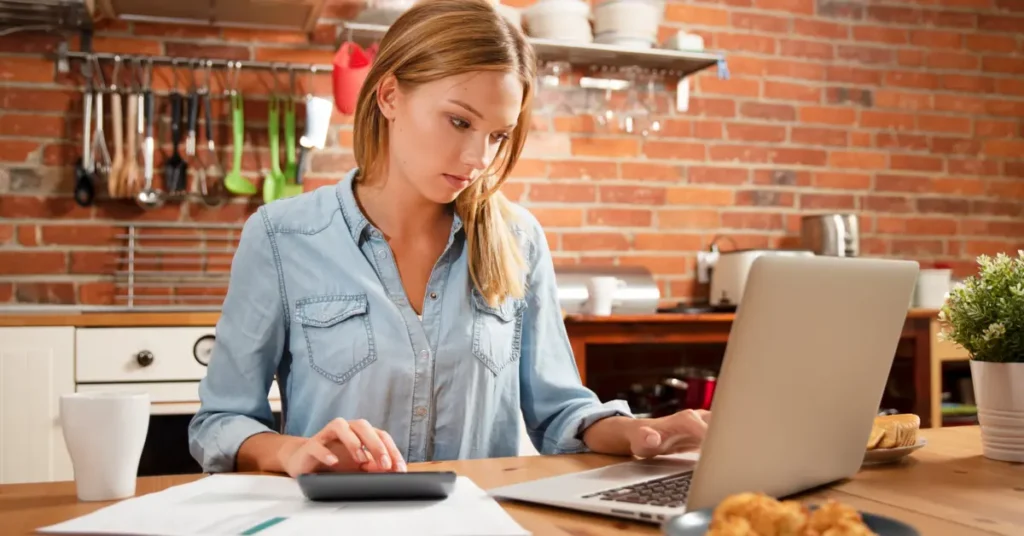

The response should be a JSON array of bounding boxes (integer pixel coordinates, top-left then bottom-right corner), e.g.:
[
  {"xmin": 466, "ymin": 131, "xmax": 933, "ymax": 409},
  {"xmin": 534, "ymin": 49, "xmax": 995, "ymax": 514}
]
[
  {"xmin": 188, "ymin": 209, "xmax": 287, "ymax": 472},
  {"xmin": 517, "ymin": 212, "xmax": 633, "ymax": 454}
]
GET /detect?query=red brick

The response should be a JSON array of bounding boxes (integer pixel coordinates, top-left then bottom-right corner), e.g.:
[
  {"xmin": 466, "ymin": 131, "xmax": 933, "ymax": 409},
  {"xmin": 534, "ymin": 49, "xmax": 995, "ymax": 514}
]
[
  {"xmin": 739, "ymin": 103, "xmax": 796, "ymax": 122},
  {"xmin": 530, "ymin": 208, "xmax": 583, "ymax": 228},
  {"xmin": 70, "ymin": 251, "xmax": 119, "ymax": 274},
  {"xmin": 997, "ymin": 78, "xmax": 1024, "ymax": 97},
  {"xmin": 694, "ymin": 121, "xmax": 725, "ymax": 139},
  {"xmin": 891, "ymin": 239, "xmax": 945, "ymax": 256},
  {"xmin": 837, "ymin": 46, "xmax": 894, "ymax": 65},
  {"xmin": 910, "ymin": 30, "xmax": 963, "ymax": 48},
  {"xmin": 987, "ymin": 100, "xmax": 1024, "ymax": 118},
  {"xmin": 885, "ymin": 72, "xmax": 941, "ymax": 89},
  {"xmin": 753, "ymin": 169, "xmax": 811, "ymax": 186},
  {"xmin": 897, "ymin": 50, "xmax": 926, "ymax": 68},
  {"xmin": 721, "ymin": 211, "xmax": 784, "ymax": 230},
  {"xmin": 876, "ymin": 133, "xmax": 929, "ymax": 151},
  {"xmin": 587, "ymin": 209, "xmax": 652, "ymax": 227},
  {"xmin": 863, "ymin": 195, "xmax": 914, "ymax": 213},
  {"xmin": 88, "ymin": 36, "xmax": 162, "ymax": 55},
  {"xmin": 793, "ymin": 19, "xmax": 849, "ymax": 39},
  {"xmin": 254, "ymin": 47, "xmax": 333, "ymax": 65},
  {"xmin": 791, "ymin": 127, "xmax": 847, "ymax": 147},
  {"xmin": 731, "ymin": 12, "xmax": 791, "ymax": 33},
  {"xmin": 755, "ymin": 0, "xmax": 814, "ymax": 14},
  {"xmin": 222, "ymin": 28, "xmax": 310, "ymax": 44},
  {"xmin": 714, "ymin": 34, "xmax": 777, "ymax": 54},
  {"xmin": 891, "ymin": 155, "xmax": 945, "ymax": 172},
  {"xmin": 619, "ymin": 255, "xmax": 694, "ymax": 277},
  {"xmin": 635, "ymin": 233, "xmax": 704, "ymax": 251},
  {"xmin": 600, "ymin": 186, "xmax": 666, "ymax": 205},
  {"xmin": 164, "ymin": 43, "xmax": 250, "ymax": 61},
  {"xmin": 800, "ymin": 106, "xmax": 856, "ymax": 125},
  {"xmin": 620, "ymin": 163, "xmax": 682, "ymax": 182},
  {"xmin": 0, "ymin": 196, "xmax": 91, "ymax": 219},
  {"xmin": 688, "ymin": 166, "xmax": 749, "ymax": 185},
  {"xmin": 664, "ymin": 4, "xmax": 730, "ymax": 24},
  {"xmin": 0, "ymin": 283, "xmax": 10, "ymax": 303},
  {"xmin": 978, "ymin": 14, "xmax": 1024, "ymax": 32},
  {"xmin": 708, "ymin": 145, "xmax": 771, "ymax": 163},
  {"xmin": 561, "ymin": 233, "xmax": 630, "ymax": 251},
  {"xmin": 800, "ymin": 194, "xmax": 857, "ymax": 210},
  {"xmin": 867, "ymin": 6, "xmax": 923, "ymax": 24},
  {"xmin": 763, "ymin": 59, "xmax": 826, "ymax": 81},
  {"xmin": 930, "ymin": 137, "xmax": 981, "ymax": 155},
  {"xmin": 528, "ymin": 184, "xmax": 596, "ymax": 203},
  {"xmin": 927, "ymin": 52, "xmax": 979, "ymax": 71},
  {"xmin": 850, "ymin": 131, "xmax": 873, "ymax": 147},
  {"xmin": 764, "ymin": 81, "xmax": 821, "ymax": 103},
  {"xmin": 987, "ymin": 179, "xmax": 1024, "ymax": 200},
  {"xmin": 860, "ymin": 111, "xmax": 916, "ymax": 131},
  {"xmin": 40, "ymin": 225, "xmax": 120, "ymax": 246},
  {"xmin": 666, "ymin": 187, "xmax": 735, "ymax": 206},
  {"xmin": 0, "ymin": 114, "xmax": 67, "ymax": 139},
  {"xmin": 965, "ymin": 34, "xmax": 1017, "ymax": 53},
  {"xmin": 827, "ymin": 66, "xmax": 884, "ymax": 85},
  {"xmin": 933, "ymin": 178, "xmax": 986, "ymax": 196},
  {"xmin": 851, "ymin": 26, "xmax": 909, "ymax": 44},
  {"xmin": 736, "ymin": 190, "xmax": 795, "ymax": 207},
  {"xmin": 687, "ymin": 98, "xmax": 736, "ymax": 118},
  {"xmin": 984, "ymin": 139, "xmax": 1024, "ymax": 158},
  {"xmin": 918, "ymin": 198, "xmax": 971, "ymax": 214},
  {"xmin": 875, "ymin": 174, "xmax": 934, "ymax": 193},
  {"xmin": 925, "ymin": 10, "xmax": 979, "ymax": 28},
  {"xmin": 814, "ymin": 172, "xmax": 871, "ymax": 190},
  {"xmin": 13, "ymin": 282, "xmax": 76, "ymax": 304},
  {"xmin": 0, "ymin": 141, "xmax": 40, "ymax": 162},
  {"xmin": 964, "ymin": 241, "xmax": 1015, "ymax": 257},
  {"xmin": 934, "ymin": 94, "xmax": 986, "ymax": 114},
  {"xmin": 570, "ymin": 138, "xmax": 639, "ymax": 158},
  {"xmin": 771, "ymin": 148, "xmax": 828, "ymax": 166},
  {"xmin": 780, "ymin": 39, "xmax": 834, "ymax": 60},
  {"xmin": 0, "ymin": 251, "xmax": 66, "ymax": 275},
  {"xmin": 699, "ymin": 76, "xmax": 761, "ymax": 97},
  {"xmin": 658, "ymin": 210, "xmax": 721, "ymax": 229},
  {"xmin": 726, "ymin": 123, "xmax": 787, "ymax": 143},
  {"xmin": 916, "ymin": 114, "xmax": 972, "ymax": 134},
  {"xmin": 944, "ymin": 75, "xmax": 999, "ymax": 95},
  {"xmin": 829, "ymin": 151, "xmax": 887, "ymax": 170},
  {"xmin": 643, "ymin": 141, "xmax": 705, "ymax": 160},
  {"xmin": 983, "ymin": 57, "xmax": 1024, "ymax": 75},
  {"xmin": 950, "ymin": 158, "xmax": 1002, "ymax": 176},
  {"xmin": 548, "ymin": 160, "xmax": 617, "ymax": 180},
  {"xmin": 0, "ymin": 88, "xmax": 75, "ymax": 112}
]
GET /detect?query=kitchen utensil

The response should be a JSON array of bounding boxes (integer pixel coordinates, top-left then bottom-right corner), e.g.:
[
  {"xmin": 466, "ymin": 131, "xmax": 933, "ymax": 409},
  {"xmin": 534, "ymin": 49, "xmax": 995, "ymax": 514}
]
[
  {"xmin": 263, "ymin": 94, "xmax": 286, "ymax": 204},
  {"xmin": 91, "ymin": 87, "xmax": 112, "ymax": 183},
  {"xmin": 332, "ymin": 41, "xmax": 373, "ymax": 115},
  {"xmin": 800, "ymin": 213, "xmax": 860, "ymax": 257},
  {"xmin": 137, "ymin": 90, "xmax": 164, "ymax": 209},
  {"xmin": 108, "ymin": 89, "xmax": 125, "ymax": 198},
  {"xmin": 709, "ymin": 249, "xmax": 815, "ymax": 309},
  {"xmin": 198, "ymin": 86, "xmax": 225, "ymax": 207},
  {"xmin": 164, "ymin": 91, "xmax": 188, "ymax": 194},
  {"xmin": 224, "ymin": 92, "xmax": 257, "ymax": 195},
  {"xmin": 74, "ymin": 66, "xmax": 95, "ymax": 207},
  {"xmin": 295, "ymin": 94, "xmax": 334, "ymax": 186}
]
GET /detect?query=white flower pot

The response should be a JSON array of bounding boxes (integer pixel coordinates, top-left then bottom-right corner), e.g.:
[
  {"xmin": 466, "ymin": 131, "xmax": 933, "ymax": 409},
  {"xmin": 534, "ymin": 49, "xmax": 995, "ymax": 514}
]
[{"xmin": 970, "ymin": 360, "xmax": 1024, "ymax": 463}]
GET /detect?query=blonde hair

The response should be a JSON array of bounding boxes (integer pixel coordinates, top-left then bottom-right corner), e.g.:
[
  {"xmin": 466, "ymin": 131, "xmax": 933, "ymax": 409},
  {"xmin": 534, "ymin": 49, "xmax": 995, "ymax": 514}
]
[{"xmin": 352, "ymin": 0, "xmax": 535, "ymax": 306}]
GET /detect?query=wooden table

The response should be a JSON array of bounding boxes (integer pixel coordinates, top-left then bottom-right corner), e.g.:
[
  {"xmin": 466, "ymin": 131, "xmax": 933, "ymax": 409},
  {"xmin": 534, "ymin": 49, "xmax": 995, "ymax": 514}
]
[
  {"xmin": 565, "ymin": 309, "xmax": 940, "ymax": 427},
  {"xmin": 2, "ymin": 427, "xmax": 1020, "ymax": 536}
]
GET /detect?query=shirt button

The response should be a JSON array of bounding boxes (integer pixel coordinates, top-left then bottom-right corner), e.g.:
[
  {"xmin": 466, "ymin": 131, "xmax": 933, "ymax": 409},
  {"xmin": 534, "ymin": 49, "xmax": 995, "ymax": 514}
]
[
  {"xmin": 414, "ymin": 407, "xmax": 427, "ymax": 417},
  {"xmin": 376, "ymin": 250, "xmax": 387, "ymax": 259},
  {"xmin": 370, "ymin": 229, "xmax": 381, "ymax": 238},
  {"xmin": 419, "ymin": 349, "xmax": 430, "ymax": 360},
  {"xmin": 429, "ymin": 292, "xmax": 438, "ymax": 300}
]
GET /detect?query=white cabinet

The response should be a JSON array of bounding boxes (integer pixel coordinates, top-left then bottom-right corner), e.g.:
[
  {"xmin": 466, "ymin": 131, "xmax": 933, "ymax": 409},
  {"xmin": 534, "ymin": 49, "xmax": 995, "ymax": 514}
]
[{"xmin": 0, "ymin": 327, "xmax": 75, "ymax": 484}]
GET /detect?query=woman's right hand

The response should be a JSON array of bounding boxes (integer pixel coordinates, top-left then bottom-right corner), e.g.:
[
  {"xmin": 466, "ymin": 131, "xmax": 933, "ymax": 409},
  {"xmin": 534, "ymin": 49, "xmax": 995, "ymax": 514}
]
[{"xmin": 278, "ymin": 418, "xmax": 407, "ymax": 477}]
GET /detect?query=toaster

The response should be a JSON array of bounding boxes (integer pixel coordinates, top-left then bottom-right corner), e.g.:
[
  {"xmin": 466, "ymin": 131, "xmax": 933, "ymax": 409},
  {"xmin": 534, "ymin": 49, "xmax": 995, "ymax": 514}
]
[{"xmin": 709, "ymin": 249, "xmax": 815, "ymax": 309}]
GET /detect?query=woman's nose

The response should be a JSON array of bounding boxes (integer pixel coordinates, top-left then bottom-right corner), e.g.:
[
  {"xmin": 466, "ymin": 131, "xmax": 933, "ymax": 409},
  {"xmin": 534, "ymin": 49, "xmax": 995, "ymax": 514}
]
[{"xmin": 460, "ymin": 137, "xmax": 490, "ymax": 171}]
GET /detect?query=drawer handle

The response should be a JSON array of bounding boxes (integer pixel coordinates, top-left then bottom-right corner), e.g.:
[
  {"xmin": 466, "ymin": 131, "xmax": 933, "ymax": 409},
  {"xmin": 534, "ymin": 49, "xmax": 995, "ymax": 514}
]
[{"xmin": 136, "ymin": 350, "xmax": 155, "ymax": 367}]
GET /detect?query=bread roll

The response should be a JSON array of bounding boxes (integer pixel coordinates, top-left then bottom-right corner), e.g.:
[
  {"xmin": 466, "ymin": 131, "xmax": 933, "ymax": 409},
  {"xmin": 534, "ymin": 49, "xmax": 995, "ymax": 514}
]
[{"xmin": 870, "ymin": 414, "xmax": 920, "ymax": 449}]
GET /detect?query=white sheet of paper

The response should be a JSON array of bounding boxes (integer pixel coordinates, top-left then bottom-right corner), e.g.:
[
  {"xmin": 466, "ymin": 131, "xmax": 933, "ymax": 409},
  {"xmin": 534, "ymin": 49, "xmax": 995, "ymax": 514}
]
[{"xmin": 37, "ymin": 474, "xmax": 530, "ymax": 536}]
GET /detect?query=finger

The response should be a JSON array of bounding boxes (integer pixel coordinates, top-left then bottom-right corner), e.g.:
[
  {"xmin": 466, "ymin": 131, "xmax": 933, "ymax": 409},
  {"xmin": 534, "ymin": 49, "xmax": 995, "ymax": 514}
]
[
  {"xmin": 377, "ymin": 429, "xmax": 407, "ymax": 472},
  {"xmin": 349, "ymin": 419, "xmax": 392, "ymax": 471},
  {"xmin": 304, "ymin": 441, "xmax": 341, "ymax": 469},
  {"xmin": 319, "ymin": 418, "xmax": 369, "ymax": 465}
]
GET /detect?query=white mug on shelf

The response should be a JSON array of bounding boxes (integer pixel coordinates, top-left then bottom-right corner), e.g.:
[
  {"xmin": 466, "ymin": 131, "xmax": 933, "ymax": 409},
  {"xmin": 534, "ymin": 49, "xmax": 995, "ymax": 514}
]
[
  {"xmin": 60, "ymin": 391, "xmax": 150, "ymax": 502},
  {"xmin": 915, "ymin": 268, "xmax": 952, "ymax": 309},
  {"xmin": 584, "ymin": 276, "xmax": 625, "ymax": 316}
]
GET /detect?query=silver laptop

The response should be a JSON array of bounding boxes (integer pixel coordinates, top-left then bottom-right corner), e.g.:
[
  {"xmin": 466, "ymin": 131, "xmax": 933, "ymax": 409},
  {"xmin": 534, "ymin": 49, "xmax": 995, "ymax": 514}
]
[{"xmin": 489, "ymin": 255, "xmax": 919, "ymax": 525}]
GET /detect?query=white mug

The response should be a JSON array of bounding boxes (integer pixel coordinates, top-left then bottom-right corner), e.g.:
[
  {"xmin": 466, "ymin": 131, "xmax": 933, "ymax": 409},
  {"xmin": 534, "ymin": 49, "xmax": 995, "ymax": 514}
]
[
  {"xmin": 584, "ymin": 276, "xmax": 624, "ymax": 316},
  {"xmin": 60, "ymin": 391, "xmax": 150, "ymax": 502}
]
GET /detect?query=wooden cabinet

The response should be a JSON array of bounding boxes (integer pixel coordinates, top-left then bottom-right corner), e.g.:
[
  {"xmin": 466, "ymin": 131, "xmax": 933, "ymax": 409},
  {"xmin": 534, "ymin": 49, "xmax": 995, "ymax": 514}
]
[{"xmin": 0, "ymin": 327, "xmax": 75, "ymax": 484}]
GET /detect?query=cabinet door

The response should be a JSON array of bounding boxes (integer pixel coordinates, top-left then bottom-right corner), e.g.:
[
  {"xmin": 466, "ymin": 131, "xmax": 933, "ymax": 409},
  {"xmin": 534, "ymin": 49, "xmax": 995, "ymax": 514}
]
[{"xmin": 0, "ymin": 327, "xmax": 75, "ymax": 484}]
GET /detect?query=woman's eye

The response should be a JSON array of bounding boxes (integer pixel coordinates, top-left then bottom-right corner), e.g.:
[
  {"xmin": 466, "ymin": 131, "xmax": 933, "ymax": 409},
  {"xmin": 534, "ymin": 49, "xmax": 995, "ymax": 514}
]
[
  {"xmin": 492, "ymin": 132, "xmax": 510, "ymax": 143},
  {"xmin": 449, "ymin": 116, "xmax": 470, "ymax": 130}
]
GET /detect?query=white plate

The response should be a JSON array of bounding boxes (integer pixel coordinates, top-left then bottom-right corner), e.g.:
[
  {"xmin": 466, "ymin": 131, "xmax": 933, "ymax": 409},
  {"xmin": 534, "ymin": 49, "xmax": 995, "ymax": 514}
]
[{"xmin": 863, "ymin": 437, "xmax": 927, "ymax": 465}]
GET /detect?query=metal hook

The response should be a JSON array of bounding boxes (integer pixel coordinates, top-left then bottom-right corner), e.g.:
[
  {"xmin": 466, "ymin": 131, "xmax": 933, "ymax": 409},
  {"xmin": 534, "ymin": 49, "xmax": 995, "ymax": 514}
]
[
  {"xmin": 110, "ymin": 55, "xmax": 121, "ymax": 92},
  {"xmin": 171, "ymin": 58, "xmax": 180, "ymax": 93},
  {"xmin": 90, "ymin": 54, "xmax": 106, "ymax": 93}
]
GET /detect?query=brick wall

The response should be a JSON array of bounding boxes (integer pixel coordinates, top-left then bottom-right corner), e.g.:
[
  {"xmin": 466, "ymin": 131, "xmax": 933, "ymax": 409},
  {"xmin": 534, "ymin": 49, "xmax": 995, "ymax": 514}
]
[{"xmin": 0, "ymin": 0, "xmax": 1022, "ymax": 306}]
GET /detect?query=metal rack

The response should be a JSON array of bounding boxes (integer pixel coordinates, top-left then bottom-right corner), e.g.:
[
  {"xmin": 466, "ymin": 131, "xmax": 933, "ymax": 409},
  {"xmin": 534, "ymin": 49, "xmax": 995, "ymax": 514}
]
[
  {"xmin": 114, "ymin": 222, "xmax": 242, "ymax": 309},
  {"xmin": 54, "ymin": 48, "xmax": 335, "ymax": 76}
]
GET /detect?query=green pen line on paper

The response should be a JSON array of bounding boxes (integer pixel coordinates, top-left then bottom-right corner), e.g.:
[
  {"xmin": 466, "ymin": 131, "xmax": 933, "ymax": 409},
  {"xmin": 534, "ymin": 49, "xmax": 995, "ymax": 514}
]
[{"xmin": 240, "ymin": 516, "xmax": 288, "ymax": 535}]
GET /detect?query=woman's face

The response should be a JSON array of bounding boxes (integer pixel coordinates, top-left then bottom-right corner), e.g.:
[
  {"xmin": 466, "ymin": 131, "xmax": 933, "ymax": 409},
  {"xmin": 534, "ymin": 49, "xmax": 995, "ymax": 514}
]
[{"xmin": 380, "ymin": 70, "xmax": 524, "ymax": 205}]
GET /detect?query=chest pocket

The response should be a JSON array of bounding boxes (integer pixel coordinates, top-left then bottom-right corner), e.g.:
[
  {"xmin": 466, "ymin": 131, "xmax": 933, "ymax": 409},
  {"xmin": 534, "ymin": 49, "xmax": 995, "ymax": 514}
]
[
  {"xmin": 470, "ymin": 290, "xmax": 527, "ymax": 376},
  {"xmin": 296, "ymin": 294, "xmax": 377, "ymax": 385}
]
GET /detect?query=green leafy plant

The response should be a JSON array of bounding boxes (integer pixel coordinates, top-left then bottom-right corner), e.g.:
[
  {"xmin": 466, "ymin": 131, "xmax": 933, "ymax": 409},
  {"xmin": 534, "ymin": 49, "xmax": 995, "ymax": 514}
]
[{"xmin": 939, "ymin": 250, "xmax": 1024, "ymax": 363}]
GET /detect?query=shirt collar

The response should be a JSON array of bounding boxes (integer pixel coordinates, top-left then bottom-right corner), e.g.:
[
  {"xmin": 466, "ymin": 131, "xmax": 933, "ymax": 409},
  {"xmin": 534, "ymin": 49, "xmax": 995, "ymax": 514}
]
[{"xmin": 336, "ymin": 168, "xmax": 465, "ymax": 244}]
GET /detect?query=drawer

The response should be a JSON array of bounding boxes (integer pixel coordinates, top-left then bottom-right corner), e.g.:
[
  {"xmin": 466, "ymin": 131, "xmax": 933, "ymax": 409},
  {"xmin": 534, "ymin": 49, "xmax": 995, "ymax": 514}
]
[
  {"xmin": 75, "ymin": 327, "xmax": 216, "ymax": 383},
  {"xmin": 77, "ymin": 381, "xmax": 281, "ymax": 416}
]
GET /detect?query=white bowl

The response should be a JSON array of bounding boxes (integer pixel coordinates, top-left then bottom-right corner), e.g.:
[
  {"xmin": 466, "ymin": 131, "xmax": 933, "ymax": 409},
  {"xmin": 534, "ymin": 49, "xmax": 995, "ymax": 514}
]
[
  {"xmin": 593, "ymin": 0, "xmax": 662, "ymax": 44},
  {"xmin": 594, "ymin": 32, "xmax": 656, "ymax": 49},
  {"xmin": 523, "ymin": 0, "xmax": 593, "ymax": 42}
]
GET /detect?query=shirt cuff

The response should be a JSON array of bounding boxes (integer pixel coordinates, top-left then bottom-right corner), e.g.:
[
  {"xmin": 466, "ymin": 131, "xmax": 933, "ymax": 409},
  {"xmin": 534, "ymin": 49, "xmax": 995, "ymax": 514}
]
[
  {"xmin": 192, "ymin": 415, "xmax": 276, "ymax": 473},
  {"xmin": 551, "ymin": 399, "xmax": 635, "ymax": 454}
]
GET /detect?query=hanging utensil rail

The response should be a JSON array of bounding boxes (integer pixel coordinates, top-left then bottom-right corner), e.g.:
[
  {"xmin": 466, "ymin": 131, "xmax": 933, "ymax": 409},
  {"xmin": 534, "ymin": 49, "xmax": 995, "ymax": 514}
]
[{"xmin": 55, "ymin": 49, "xmax": 335, "ymax": 75}]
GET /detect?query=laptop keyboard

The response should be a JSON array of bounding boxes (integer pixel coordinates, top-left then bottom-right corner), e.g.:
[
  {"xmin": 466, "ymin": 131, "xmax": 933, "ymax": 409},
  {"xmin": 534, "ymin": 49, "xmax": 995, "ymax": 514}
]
[{"xmin": 581, "ymin": 472, "xmax": 692, "ymax": 508}]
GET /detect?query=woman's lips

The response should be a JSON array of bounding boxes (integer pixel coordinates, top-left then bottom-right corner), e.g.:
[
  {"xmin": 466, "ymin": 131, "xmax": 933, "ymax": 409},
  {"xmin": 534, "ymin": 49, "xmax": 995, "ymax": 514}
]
[{"xmin": 443, "ymin": 173, "xmax": 471, "ymax": 189}]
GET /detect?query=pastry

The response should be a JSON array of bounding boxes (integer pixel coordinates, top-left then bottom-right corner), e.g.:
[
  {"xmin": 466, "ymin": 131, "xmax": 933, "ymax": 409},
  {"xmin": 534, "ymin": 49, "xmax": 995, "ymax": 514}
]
[
  {"xmin": 706, "ymin": 493, "xmax": 878, "ymax": 536},
  {"xmin": 867, "ymin": 414, "xmax": 920, "ymax": 450}
]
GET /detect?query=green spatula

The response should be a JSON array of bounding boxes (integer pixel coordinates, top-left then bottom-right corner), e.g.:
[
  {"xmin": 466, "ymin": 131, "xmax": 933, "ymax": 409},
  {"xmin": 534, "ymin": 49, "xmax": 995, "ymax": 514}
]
[
  {"xmin": 263, "ymin": 95, "xmax": 286, "ymax": 204},
  {"xmin": 224, "ymin": 92, "xmax": 257, "ymax": 195}
]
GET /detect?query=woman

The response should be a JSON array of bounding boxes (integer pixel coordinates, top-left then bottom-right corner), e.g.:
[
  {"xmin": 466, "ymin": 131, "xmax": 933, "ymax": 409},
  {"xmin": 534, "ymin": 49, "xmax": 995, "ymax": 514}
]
[{"xmin": 188, "ymin": 0, "xmax": 710, "ymax": 478}]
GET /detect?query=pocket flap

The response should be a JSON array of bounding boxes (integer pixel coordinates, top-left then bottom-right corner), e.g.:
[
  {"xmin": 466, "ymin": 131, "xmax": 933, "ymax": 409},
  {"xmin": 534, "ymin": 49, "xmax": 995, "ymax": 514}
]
[
  {"xmin": 471, "ymin": 289, "xmax": 526, "ymax": 323},
  {"xmin": 296, "ymin": 295, "xmax": 368, "ymax": 327}
]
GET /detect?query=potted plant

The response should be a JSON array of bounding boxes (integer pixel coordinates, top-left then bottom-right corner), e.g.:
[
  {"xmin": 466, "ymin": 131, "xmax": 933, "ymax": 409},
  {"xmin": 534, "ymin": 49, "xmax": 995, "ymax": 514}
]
[{"xmin": 939, "ymin": 250, "xmax": 1024, "ymax": 462}]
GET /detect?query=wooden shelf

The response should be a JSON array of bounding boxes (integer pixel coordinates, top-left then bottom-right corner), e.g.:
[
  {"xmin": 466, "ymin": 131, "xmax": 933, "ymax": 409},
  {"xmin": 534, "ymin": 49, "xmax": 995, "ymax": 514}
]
[{"xmin": 338, "ymin": 21, "xmax": 727, "ymax": 79}]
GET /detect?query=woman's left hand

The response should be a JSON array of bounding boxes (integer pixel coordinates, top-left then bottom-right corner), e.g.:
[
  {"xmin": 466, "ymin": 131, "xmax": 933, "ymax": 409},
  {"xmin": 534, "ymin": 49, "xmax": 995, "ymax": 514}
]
[{"xmin": 626, "ymin": 409, "xmax": 711, "ymax": 458}]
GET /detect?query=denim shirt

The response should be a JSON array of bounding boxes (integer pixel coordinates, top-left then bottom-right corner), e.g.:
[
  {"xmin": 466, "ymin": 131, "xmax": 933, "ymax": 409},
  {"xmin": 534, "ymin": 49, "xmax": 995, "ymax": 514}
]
[{"xmin": 188, "ymin": 169, "xmax": 632, "ymax": 472}]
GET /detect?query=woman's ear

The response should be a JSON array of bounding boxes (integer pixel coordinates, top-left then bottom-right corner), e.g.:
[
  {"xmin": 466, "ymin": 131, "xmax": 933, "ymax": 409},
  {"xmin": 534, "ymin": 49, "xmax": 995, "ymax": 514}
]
[{"xmin": 376, "ymin": 74, "xmax": 399, "ymax": 121}]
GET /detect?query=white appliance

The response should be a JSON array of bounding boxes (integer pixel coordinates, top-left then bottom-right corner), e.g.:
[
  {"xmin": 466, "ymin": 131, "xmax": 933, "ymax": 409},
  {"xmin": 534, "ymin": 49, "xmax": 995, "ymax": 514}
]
[{"xmin": 709, "ymin": 249, "xmax": 814, "ymax": 308}]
